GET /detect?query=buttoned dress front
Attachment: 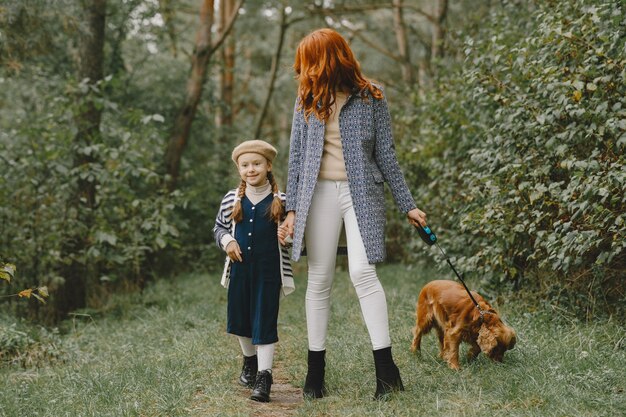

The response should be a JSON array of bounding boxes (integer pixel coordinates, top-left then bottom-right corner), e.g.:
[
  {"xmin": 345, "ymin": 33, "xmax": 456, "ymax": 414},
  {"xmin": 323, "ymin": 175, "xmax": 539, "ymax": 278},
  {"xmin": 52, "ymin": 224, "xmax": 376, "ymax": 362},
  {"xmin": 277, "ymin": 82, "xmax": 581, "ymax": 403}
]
[{"xmin": 226, "ymin": 194, "xmax": 282, "ymax": 345}]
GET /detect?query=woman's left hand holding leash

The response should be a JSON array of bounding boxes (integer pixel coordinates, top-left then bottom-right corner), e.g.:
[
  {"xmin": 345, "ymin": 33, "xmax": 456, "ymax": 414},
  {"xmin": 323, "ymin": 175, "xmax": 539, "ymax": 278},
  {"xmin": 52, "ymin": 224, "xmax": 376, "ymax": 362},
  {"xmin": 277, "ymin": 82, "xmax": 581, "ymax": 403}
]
[{"xmin": 407, "ymin": 207, "xmax": 427, "ymax": 227}]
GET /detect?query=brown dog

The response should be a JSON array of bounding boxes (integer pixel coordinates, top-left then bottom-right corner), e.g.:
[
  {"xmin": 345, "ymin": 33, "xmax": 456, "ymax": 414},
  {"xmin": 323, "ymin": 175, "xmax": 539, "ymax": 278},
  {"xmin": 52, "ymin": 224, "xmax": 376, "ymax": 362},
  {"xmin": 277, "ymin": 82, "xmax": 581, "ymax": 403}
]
[{"xmin": 410, "ymin": 280, "xmax": 516, "ymax": 370}]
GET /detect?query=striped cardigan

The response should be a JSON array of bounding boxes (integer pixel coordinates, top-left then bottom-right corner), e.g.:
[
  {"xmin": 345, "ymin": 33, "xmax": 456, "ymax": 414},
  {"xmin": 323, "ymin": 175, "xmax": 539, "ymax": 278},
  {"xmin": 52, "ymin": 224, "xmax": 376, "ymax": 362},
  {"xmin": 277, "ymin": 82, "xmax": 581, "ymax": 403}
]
[
  {"xmin": 213, "ymin": 189, "xmax": 295, "ymax": 296},
  {"xmin": 286, "ymin": 87, "xmax": 417, "ymax": 263}
]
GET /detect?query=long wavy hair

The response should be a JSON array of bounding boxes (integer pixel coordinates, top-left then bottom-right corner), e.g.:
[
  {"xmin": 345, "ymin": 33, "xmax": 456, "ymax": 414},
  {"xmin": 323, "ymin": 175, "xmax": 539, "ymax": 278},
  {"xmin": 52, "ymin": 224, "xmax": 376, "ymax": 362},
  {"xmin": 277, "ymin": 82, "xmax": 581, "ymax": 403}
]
[
  {"xmin": 231, "ymin": 171, "xmax": 284, "ymax": 224},
  {"xmin": 294, "ymin": 28, "xmax": 383, "ymax": 122}
]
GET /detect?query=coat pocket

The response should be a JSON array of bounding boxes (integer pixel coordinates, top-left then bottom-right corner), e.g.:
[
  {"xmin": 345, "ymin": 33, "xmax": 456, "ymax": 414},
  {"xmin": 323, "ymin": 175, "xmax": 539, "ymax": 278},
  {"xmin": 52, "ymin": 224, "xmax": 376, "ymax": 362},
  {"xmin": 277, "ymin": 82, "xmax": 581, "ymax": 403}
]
[{"xmin": 371, "ymin": 168, "xmax": 385, "ymax": 184}]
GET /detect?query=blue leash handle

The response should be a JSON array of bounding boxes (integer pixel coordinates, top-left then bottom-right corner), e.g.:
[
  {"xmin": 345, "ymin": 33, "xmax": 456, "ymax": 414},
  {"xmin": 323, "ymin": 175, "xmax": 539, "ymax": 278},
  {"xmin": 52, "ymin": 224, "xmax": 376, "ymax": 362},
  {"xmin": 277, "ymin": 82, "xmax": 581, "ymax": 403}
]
[{"xmin": 415, "ymin": 224, "xmax": 484, "ymax": 312}]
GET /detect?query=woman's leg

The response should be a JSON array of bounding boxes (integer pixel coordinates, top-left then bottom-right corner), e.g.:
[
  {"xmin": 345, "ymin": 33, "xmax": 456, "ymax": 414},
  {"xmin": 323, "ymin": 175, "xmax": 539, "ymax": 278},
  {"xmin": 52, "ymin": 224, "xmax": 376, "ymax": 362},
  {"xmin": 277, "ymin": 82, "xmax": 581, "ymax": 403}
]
[
  {"xmin": 304, "ymin": 180, "xmax": 343, "ymax": 351},
  {"xmin": 338, "ymin": 182, "xmax": 403, "ymax": 399},
  {"xmin": 303, "ymin": 180, "xmax": 342, "ymax": 399},
  {"xmin": 338, "ymin": 183, "xmax": 391, "ymax": 350}
]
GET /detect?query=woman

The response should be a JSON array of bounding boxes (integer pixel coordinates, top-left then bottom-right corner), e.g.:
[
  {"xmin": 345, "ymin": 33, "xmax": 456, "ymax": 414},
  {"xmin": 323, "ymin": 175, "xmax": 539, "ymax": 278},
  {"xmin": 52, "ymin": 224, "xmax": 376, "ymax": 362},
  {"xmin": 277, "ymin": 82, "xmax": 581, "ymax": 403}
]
[{"xmin": 279, "ymin": 28, "xmax": 427, "ymax": 400}]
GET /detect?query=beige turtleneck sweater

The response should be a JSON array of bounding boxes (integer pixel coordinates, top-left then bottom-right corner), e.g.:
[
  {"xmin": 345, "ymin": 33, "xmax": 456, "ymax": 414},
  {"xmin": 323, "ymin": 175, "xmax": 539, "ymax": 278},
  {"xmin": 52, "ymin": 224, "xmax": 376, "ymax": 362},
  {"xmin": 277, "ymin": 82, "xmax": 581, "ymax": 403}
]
[
  {"xmin": 220, "ymin": 181, "xmax": 272, "ymax": 249},
  {"xmin": 318, "ymin": 92, "xmax": 348, "ymax": 181}
]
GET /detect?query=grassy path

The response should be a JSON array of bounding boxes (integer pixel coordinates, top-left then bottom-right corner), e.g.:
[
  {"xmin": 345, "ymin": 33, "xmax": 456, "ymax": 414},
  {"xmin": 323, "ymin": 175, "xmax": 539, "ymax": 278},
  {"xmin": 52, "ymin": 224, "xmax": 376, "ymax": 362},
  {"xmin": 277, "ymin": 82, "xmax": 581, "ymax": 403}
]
[{"xmin": 1, "ymin": 264, "xmax": 624, "ymax": 416}]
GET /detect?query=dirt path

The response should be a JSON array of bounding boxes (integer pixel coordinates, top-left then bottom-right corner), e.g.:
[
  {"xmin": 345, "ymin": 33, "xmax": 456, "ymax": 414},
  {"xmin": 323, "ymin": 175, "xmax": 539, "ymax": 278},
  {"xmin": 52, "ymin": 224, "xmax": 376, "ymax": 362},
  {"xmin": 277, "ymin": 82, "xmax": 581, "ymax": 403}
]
[
  {"xmin": 248, "ymin": 361, "xmax": 302, "ymax": 417},
  {"xmin": 190, "ymin": 359, "xmax": 303, "ymax": 417}
]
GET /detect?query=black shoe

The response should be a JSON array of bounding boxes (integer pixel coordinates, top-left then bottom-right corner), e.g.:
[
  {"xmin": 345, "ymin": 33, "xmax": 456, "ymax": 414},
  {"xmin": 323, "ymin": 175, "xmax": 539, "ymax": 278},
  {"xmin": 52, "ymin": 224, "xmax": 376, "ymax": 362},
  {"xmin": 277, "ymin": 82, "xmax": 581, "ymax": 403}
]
[
  {"xmin": 239, "ymin": 355, "xmax": 257, "ymax": 388},
  {"xmin": 303, "ymin": 349, "xmax": 327, "ymax": 399},
  {"xmin": 373, "ymin": 347, "xmax": 404, "ymax": 400},
  {"xmin": 250, "ymin": 370, "xmax": 273, "ymax": 402}
]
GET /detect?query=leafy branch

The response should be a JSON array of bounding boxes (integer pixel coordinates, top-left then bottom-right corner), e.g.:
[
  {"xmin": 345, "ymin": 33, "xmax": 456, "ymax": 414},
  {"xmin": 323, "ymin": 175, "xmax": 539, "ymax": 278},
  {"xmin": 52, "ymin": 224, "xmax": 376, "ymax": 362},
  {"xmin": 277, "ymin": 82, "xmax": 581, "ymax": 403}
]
[{"xmin": 1, "ymin": 263, "xmax": 49, "ymax": 304}]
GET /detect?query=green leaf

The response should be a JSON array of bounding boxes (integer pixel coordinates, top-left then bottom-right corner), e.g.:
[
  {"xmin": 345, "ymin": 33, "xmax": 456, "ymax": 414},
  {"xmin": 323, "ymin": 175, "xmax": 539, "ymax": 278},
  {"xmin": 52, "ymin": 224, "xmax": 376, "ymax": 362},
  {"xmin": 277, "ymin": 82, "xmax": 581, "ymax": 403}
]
[
  {"xmin": 0, "ymin": 263, "xmax": 16, "ymax": 282},
  {"xmin": 37, "ymin": 286, "xmax": 49, "ymax": 297},
  {"xmin": 155, "ymin": 236, "xmax": 166, "ymax": 249},
  {"xmin": 32, "ymin": 293, "xmax": 47, "ymax": 304}
]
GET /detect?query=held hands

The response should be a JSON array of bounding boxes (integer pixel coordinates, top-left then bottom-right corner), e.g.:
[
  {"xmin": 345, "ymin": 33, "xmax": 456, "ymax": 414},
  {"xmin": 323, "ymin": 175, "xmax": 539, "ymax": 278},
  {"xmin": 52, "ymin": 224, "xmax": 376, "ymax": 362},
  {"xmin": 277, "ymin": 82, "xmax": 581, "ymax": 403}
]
[
  {"xmin": 225, "ymin": 241, "xmax": 243, "ymax": 262},
  {"xmin": 407, "ymin": 207, "xmax": 427, "ymax": 227},
  {"xmin": 278, "ymin": 211, "xmax": 295, "ymax": 246}
]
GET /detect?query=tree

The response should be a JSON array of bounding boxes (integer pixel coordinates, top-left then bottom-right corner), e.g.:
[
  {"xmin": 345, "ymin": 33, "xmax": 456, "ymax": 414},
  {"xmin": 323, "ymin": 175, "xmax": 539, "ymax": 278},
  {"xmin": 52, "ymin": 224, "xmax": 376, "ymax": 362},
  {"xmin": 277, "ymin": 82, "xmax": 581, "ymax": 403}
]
[
  {"xmin": 57, "ymin": 0, "xmax": 107, "ymax": 318},
  {"xmin": 164, "ymin": 0, "xmax": 244, "ymax": 191}
]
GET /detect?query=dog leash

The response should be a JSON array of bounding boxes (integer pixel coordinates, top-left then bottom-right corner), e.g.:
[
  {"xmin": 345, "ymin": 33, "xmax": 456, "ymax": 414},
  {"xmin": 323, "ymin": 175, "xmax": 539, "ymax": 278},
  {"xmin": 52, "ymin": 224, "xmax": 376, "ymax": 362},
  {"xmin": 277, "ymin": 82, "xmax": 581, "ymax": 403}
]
[{"xmin": 415, "ymin": 224, "xmax": 488, "ymax": 319}]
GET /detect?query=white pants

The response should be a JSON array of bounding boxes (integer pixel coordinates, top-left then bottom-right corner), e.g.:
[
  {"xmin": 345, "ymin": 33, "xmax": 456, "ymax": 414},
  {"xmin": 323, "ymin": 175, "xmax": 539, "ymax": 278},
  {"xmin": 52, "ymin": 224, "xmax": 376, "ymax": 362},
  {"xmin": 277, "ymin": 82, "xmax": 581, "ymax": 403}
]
[{"xmin": 305, "ymin": 180, "xmax": 391, "ymax": 351}]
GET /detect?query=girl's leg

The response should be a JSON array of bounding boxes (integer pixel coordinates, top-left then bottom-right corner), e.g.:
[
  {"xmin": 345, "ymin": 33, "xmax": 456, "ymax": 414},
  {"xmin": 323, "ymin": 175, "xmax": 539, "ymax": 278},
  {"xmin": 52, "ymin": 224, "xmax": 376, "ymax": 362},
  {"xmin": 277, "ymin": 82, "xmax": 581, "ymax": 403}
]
[
  {"xmin": 237, "ymin": 336, "xmax": 256, "ymax": 357},
  {"xmin": 251, "ymin": 344, "xmax": 275, "ymax": 402},
  {"xmin": 338, "ymin": 183, "xmax": 391, "ymax": 350},
  {"xmin": 256, "ymin": 343, "xmax": 275, "ymax": 371},
  {"xmin": 237, "ymin": 336, "xmax": 257, "ymax": 388},
  {"xmin": 304, "ymin": 180, "xmax": 343, "ymax": 351}
]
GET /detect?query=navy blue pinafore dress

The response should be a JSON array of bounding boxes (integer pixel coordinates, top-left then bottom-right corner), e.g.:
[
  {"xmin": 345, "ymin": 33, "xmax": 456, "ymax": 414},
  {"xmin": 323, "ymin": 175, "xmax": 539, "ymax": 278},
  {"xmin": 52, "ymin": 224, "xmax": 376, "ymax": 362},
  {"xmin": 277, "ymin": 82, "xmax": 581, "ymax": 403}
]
[{"xmin": 227, "ymin": 194, "xmax": 282, "ymax": 345}]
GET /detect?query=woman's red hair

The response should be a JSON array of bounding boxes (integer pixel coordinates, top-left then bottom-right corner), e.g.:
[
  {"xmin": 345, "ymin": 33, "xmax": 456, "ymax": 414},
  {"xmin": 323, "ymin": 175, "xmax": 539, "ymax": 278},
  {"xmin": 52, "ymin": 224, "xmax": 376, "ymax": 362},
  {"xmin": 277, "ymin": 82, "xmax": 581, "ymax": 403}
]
[{"xmin": 294, "ymin": 28, "xmax": 383, "ymax": 122}]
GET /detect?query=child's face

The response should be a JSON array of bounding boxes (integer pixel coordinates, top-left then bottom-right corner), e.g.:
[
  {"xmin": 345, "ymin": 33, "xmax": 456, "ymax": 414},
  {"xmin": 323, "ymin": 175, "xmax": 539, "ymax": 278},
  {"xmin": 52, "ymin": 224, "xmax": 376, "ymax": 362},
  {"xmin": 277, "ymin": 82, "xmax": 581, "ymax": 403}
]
[{"xmin": 237, "ymin": 153, "xmax": 272, "ymax": 187}]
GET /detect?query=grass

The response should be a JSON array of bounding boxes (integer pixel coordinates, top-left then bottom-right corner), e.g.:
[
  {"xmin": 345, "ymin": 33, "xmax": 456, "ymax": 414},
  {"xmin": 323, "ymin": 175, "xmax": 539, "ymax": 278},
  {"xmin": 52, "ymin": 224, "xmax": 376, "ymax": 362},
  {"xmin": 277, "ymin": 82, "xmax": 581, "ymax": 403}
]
[{"xmin": 0, "ymin": 263, "xmax": 624, "ymax": 416}]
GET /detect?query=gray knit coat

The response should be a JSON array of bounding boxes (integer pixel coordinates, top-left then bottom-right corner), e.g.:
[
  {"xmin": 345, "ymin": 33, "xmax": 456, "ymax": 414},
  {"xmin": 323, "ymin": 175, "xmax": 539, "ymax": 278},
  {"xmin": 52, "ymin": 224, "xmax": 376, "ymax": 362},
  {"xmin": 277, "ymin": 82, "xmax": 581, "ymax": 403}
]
[{"xmin": 285, "ymin": 88, "xmax": 417, "ymax": 263}]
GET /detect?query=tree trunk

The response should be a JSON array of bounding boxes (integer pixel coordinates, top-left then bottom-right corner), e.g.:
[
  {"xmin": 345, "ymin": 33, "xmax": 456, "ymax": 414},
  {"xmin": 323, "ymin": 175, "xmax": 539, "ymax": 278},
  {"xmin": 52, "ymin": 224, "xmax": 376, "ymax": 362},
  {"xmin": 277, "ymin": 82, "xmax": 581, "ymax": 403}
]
[
  {"xmin": 57, "ymin": 0, "xmax": 106, "ymax": 319},
  {"xmin": 159, "ymin": 0, "xmax": 178, "ymax": 57},
  {"xmin": 254, "ymin": 6, "xmax": 288, "ymax": 139},
  {"xmin": 218, "ymin": 0, "xmax": 236, "ymax": 130},
  {"xmin": 392, "ymin": 0, "xmax": 413, "ymax": 84},
  {"xmin": 164, "ymin": 0, "xmax": 244, "ymax": 190},
  {"xmin": 431, "ymin": 0, "xmax": 448, "ymax": 60},
  {"xmin": 165, "ymin": 0, "xmax": 214, "ymax": 190}
]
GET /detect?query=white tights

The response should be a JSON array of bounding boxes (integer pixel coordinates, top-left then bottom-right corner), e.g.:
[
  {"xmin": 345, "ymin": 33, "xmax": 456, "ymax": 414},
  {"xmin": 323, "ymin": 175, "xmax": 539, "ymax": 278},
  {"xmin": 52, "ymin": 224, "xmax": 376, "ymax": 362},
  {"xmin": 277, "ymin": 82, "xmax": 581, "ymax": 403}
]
[
  {"xmin": 237, "ymin": 336, "xmax": 274, "ymax": 372},
  {"xmin": 304, "ymin": 180, "xmax": 391, "ymax": 351}
]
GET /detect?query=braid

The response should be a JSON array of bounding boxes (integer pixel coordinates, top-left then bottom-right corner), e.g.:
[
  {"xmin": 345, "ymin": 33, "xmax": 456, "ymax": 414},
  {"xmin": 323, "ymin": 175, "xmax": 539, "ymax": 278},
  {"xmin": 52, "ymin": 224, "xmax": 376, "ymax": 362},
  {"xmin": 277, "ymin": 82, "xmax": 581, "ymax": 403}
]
[
  {"xmin": 267, "ymin": 171, "xmax": 285, "ymax": 223},
  {"xmin": 231, "ymin": 179, "xmax": 246, "ymax": 223}
]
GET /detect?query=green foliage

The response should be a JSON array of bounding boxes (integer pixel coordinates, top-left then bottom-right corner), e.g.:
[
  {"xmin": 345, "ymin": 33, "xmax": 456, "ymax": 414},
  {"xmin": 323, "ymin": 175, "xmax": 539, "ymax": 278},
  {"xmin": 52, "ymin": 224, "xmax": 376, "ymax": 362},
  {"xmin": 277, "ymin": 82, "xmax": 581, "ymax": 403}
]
[
  {"xmin": 0, "ymin": 0, "xmax": 81, "ymax": 72},
  {"xmin": 0, "ymin": 319, "xmax": 65, "ymax": 367},
  {"xmin": 1, "ymin": 262, "xmax": 49, "ymax": 304},
  {"xmin": 0, "ymin": 263, "xmax": 15, "ymax": 283},
  {"xmin": 398, "ymin": 0, "xmax": 625, "ymax": 314},
  {"xmin": 0, "ymin": 72, "xmax": 188, "ymax": 312},
  {"xmin": 2, "ymin": 0, "xmax": 623, "ymax": 320}
]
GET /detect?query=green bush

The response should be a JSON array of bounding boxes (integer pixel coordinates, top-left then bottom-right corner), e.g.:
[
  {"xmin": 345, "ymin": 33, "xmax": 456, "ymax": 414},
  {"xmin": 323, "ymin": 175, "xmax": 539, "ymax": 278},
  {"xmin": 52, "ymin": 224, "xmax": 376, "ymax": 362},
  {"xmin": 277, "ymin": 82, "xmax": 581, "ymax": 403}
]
[
  {"xmin": 399, "ymin": 0, "xmax": 625, "ymax": 315},
  {"xmin": 0, "ymin": 318, "xmax": 66, "ymax": 367},
  {"xmin": 0, "ymin": 73, "xmax": 188, "ymax": 313}
]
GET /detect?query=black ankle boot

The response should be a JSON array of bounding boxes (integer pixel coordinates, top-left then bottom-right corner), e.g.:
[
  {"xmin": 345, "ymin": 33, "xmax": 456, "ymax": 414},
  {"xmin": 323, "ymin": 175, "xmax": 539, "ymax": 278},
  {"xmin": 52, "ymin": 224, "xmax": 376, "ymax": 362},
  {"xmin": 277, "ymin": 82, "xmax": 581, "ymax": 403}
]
[
  {"xmin": 373, "ymin": 347, "xmax": 404, "ymax": 400},
  {"xmin": 250, "ymin": 370, "xmax": 273, "ymax": 402},
  {"xmin": 239, "ymin": 355, "xmax": 257, "ymax": 388},
  {"xmin": 303, "ymin": 349, "xmax": 326, "ymax": 399}
]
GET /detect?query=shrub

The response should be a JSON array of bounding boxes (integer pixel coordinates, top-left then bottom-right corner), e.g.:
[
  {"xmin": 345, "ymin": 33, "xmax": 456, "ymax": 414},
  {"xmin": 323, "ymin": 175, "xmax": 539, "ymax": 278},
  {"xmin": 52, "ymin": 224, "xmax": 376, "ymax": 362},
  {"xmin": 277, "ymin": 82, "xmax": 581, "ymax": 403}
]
[{"xmin": 398, "ymin": 0, "xmax": 625, "ymax": 316}]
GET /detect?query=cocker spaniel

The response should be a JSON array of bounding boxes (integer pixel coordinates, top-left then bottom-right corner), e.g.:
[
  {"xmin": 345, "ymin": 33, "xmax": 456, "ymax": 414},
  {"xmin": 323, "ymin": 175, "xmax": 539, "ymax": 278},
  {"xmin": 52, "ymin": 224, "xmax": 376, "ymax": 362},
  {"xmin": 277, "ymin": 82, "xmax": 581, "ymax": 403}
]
[{"xmin": 410, "ymin": 280, "xmax": 516, "ymax": 370}]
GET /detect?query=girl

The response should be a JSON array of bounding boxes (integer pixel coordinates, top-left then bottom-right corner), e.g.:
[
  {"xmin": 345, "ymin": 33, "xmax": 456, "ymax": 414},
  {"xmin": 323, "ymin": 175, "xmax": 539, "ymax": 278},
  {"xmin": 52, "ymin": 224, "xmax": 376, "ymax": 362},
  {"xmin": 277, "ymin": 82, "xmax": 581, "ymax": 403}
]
[
  {"xmin": 213, "ymin": 139, "xmax": 294, "ymax": 403},
  {"xmin": 279, "ymin": 28, "xmax": 427, "ymax": 400}
]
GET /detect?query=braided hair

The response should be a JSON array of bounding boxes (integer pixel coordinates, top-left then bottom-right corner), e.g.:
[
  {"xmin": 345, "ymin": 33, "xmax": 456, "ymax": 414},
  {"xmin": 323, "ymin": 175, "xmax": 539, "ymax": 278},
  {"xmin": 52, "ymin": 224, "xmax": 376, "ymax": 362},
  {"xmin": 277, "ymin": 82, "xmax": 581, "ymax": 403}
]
[
  {"xmin": 267, "ymin": 171, "xmax": 285, "ymax": 223},
  {"xmin": 230, "ymin": 179, "xmax": 247, "ymax": 223},
  {"xmin": 230, "ymin": 171, "xmax": 284, "ymax": 224}
]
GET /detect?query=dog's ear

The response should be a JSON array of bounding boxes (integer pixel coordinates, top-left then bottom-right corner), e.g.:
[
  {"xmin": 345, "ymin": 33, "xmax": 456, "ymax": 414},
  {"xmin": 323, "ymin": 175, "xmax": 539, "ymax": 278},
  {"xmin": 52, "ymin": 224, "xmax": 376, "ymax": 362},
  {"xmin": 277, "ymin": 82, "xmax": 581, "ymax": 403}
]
[
  {"xmin": 477, "ymin": 323, "xmax": 497, "ymax": 353},
  {"xmin": 504, "ymin": 327, "xmax": 517, "ymax": 350}
]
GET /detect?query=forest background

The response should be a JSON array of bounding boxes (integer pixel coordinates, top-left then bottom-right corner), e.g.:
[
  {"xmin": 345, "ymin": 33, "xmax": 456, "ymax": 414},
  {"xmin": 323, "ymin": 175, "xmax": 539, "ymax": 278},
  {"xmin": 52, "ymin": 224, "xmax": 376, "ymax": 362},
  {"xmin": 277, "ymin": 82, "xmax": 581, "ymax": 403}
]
[{"xmin": 1, "ymin": 0, "xmax": 624, "ymax": 325}]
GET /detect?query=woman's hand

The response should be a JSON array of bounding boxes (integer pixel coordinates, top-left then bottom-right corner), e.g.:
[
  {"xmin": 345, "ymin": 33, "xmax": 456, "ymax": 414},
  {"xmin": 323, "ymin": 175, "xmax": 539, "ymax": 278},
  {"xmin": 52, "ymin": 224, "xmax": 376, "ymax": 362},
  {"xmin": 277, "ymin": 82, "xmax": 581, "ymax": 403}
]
[
  {"xmin": 278, "ymin": 211, "xmax": 295, "ymax": 246},
  {"xmin": 407, "ymin": 207, "xmax": 427, "ymax": 227},
  {"xmin": 225, "ymin": 241, "xmax": 243, "ymax": 262}
]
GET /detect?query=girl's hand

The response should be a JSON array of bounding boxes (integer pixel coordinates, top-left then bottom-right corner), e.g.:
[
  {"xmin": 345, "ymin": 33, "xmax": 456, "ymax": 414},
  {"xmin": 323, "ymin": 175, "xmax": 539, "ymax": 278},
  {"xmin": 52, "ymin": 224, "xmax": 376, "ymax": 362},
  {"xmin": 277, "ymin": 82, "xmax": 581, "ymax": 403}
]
[
  {"xmin": 226, "ymin": 241, "xmax": 243, "ymax": 262},
  {"xmin": 278, "ymin": 211, "xmax": 295, "ymax": 246},
  {"xmin": 407, "ymin": 207, "xmax": 427, "ymax": 227}
]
